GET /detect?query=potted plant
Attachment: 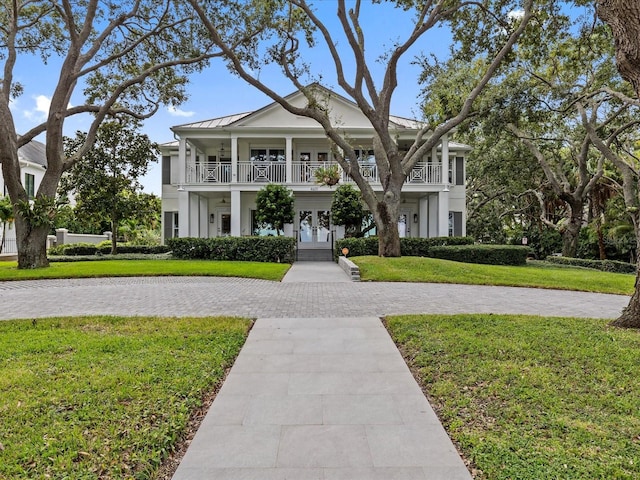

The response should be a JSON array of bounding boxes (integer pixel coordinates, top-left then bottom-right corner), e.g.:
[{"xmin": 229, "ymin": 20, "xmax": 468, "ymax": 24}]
[{"xmin": 314, "ymin": 164, "xmax": 341, "ymax": 186}]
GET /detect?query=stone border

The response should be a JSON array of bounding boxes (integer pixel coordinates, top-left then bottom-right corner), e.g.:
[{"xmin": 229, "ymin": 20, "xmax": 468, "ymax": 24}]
[{"xmin": 338, "ymin": 256, "xmax": 360, "ymax": 281}]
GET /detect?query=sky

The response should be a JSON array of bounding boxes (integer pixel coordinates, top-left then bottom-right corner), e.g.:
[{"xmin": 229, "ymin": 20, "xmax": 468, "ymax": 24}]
[{"xmin": 7, "ymin": 1, "xmax": 531, "ymax": 196}]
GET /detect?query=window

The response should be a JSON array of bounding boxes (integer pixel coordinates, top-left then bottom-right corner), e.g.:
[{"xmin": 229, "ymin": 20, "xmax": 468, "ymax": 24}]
[
  {"xmin": 251, "ymin": 148, "xmax": 285, "ymax": 162},
  {"xmin": 449, "ymin": 211, "xmax": 462, "ymax": 237},
  {"xmin": 455, "ymin": 156, "xmax": 465, "ymax": 186},
  {"xmin": 173, "ymin": 212, "xmax": 179, "ymax": 238},
  {"xmin": 162, "ymin": 156, "xmax": 171, "ymax": 185},
  {"xmin": 25, "ymin": 173, "xmax": 35, "ymax": 199}
]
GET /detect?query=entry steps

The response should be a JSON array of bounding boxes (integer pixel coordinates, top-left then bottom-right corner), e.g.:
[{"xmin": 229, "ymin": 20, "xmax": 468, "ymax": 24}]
[{"xmin": 296, "ymin": 249, "xmax": 334, "ymax": 262}]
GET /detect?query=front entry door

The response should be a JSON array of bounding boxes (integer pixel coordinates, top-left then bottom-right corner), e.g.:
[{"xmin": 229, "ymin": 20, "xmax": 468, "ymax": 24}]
[{"xmin": 298, "ymin": 210, "xmax": 331, "ymax": 248}]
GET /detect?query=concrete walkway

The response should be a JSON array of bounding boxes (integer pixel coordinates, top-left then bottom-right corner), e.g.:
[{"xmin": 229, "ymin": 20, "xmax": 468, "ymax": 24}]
[
  {"xmin": 0, "ymin": 263, "xmax": 628, "ymax": 479},
  {"xmin": 172, "ymin": 315, "xmax": 471, "ymax": 480},
  {"xmin": 281, "ymin": 261, "xmax": 351, "ymax": 283}
]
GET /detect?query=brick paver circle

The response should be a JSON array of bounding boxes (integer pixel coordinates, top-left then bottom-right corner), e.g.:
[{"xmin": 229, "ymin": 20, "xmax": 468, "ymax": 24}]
[{"xmin": 0, "ymin": 276, "xmax": 627, "ymax": 320}]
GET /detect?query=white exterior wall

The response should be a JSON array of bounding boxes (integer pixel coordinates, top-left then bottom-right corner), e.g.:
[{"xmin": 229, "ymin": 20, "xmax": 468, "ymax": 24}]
[{"xmin": 159, "ymin": 87, "xmax": 469, "ymax": 246}]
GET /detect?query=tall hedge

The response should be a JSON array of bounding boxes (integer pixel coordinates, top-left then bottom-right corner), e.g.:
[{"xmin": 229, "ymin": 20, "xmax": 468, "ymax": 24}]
[
  {"xmin": 544, "ymin": 255, "xmax": 635, "ymax": 274},
  {"xmin": 430, "ymin": 244, "xmax": 530, "ymax": 265},
  {"xmin": 167, "ymin": 236, "xmax": 296, "ymax": 263},
  {"xmin": 335, "ymin": 236, "xmax": 474, "ymax": 259}
]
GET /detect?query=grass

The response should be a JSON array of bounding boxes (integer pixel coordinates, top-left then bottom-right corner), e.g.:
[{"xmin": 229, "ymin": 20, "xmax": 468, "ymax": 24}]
[
  {"xmin": 0, "ymin": 259, "xmax": 290, "ymax": 282},
  {"xmin": 352, "ymin": 256, "xmax": 635, "ymax": 295},
  {"xmin": 0, "ymin": 315, "xmax": 252, "ymax": 479},
  {"xmin": 385, "ymin": 314, "xmax": 640, "ymax": 479}
]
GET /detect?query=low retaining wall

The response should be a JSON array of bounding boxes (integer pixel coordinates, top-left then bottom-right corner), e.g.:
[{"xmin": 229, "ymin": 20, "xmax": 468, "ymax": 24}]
[
  {"xmin": 55, "ymin": 229, "xmax": 112, "ymax": 246},
  {"xmin": 338, "ymin": 256, "xmax": 360, "ymax": 281}
]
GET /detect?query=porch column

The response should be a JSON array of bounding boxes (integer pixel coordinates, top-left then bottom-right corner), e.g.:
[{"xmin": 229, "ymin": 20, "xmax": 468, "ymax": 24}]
[
  {"xmin": 419, "ymin": 196, "xmax": 429, "ymax": 238},
  {"xmin": 230, "ymin": 189, "xmax": 241, "ymax": 236},
  {"xmin": 199, "ymin": 196, "xmax": 209, "ymax": 238},
  {"xmin": 178, "ymin": 190, "xmax": 189, "ymax": 237},
  {"xmin": 190, "ymin": 193, "xmax": 200, "ymax": 237},
  {"xmin": 441, "ymin": 133, "xmax": 450, "ymax": 187},
  {"xmin": 178, "ymin": 137, "xmax": 187, "ymax": 185},
  {"xmin": 438, "ymin": 190, "xmax": 450, "ymax": 237},
  {"xmin": 231, "ymin": 136, "xmax": 238, "ymax": 183},
  {"xmin": 428, "ymin": 193, "xmax": 439, "ymax": 238},
  {"xmin": 285, "ymin": 136, "xmax": 293, "ymax": 183}
]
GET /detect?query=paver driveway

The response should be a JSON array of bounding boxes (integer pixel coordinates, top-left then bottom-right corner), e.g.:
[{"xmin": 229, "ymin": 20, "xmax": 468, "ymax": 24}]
[{"xmin": 0, "ymin": 275, "xmax": 628, "ymax": 320}]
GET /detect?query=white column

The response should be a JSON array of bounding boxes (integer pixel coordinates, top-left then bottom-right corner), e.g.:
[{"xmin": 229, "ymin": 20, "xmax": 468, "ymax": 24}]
[
  {"xmin": 441, "ymin": 133, "xmax": 450, "ymax": 187},
  {"xmin": 190, "ymin": 193, "xmax": 200, "ymax": 237},
  {"xmin": 231, "ymin": 189, "xmax": 241, "ymax": 236},
  {"xmin": 199, "ymin": 196, "xmax": 208, "ymax": 238},
  {"xmin": 285, "ymin": 136, "xmax": 293, "ymax": 183},
  {"xmin": 231, "ymin": 136, "xmax": 238, "ymax": 183},
  {"xmin": 438, "ymin": 191, "xmax": 450, "ymax": 237},
  {"xmin": 178, "ymin": 138, "xmax": 187, "ymax": 185},
  {"xmin": 428, "ymin": 193, "xmax": 439, "ymax": 238},
  {"xmin": 419, "ymin": 196, "xmax": 429, "ymax": 238},
  {"xmin": 178, "ymin": 191, "xmax": 189, "ymax": 237}
]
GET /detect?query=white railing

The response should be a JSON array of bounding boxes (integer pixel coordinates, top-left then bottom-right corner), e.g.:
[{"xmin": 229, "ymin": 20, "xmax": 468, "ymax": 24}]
[
  {"xmin": 407, "ymin": 163, "xmax": 441, "ymax": 184},
  {"xmin": 186, "ymin": 162, "xmax": 232, "ymax": 183},
  {"xmin": 238, "ymin": 161, "xmax": 286, "ymax": 183},
  {"xmin": 184, "ymin": 161, "xmax": 442, "ymax": 185}
]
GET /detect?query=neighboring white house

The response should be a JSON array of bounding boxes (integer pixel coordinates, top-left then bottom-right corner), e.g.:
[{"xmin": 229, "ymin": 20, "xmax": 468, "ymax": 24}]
[
  {"xmin": 0, "ymin": 139, "xmax": 47, "ymax": 255},
  {"xmin": 160, "ymin": 86, "xmax": 469, "ymax": 257}
]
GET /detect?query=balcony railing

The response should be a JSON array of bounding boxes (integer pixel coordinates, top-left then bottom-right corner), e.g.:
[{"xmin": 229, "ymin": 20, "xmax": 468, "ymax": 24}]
[
  {"xmin": 185, "ymin": 160, "xmax": 442, "ymax": 185},
  {"xmin": 186, "ymin": 161, "xmax": 232, "ymax": 183},
  {"xmin": 238, "ymin": 161, "xmax": 286, "ymax": 183}
]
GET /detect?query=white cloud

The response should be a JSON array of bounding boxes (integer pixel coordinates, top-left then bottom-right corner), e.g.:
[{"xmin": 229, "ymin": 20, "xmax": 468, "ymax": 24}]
[
  {"xmin": 508, "ymin": 9, "xmax": 525, "ymax": 20},
  {"xmin": 23, "ymin": 94, "xmax": 51, "ymax": 121},
  {"xmin": 167, "ymin": 106, "xmax": 196, "ymax": 117}
]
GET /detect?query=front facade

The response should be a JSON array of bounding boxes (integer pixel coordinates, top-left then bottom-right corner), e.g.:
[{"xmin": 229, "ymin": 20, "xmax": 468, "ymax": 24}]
[
  {"xmin": 160, "ymin": 88, "xmax": 468, "ymax": 254},
  {"xmin": 0, "ymin": 139, "xmax": 47, "ymax": 255}
]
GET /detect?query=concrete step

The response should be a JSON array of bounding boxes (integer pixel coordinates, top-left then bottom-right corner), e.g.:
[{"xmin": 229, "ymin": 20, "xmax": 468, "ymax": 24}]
[{"xmin": 297, "ymin": 249, "xmax": 334, "ymax": 262}]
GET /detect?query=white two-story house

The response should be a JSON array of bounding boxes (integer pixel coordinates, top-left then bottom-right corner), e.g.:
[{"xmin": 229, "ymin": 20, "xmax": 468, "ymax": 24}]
[
  {"xmin": 0, "ymin": 139, "xmax": 47, "ymax": 256},
  {"xmin": 160, "ymin": 87, "xmax": 468, "ymax": 258}
]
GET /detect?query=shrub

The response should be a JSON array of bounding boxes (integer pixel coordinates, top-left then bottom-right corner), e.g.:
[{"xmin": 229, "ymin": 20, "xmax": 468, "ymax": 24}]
[
  {"xmin": 545, "ymin": 255, "xmax": 636, "ymax": 274},
  {"xmin": 335, "ymin": 236, "xmax": 474, "ymax": 259},
  {"xmin": 167, "ymin": 236, "xmax": 296, "ymax": 263},
  {"xmin": 430, "ymin": 244, "xmax": 530, "ymax": 266},
  {"xmin": 48, "ymin": 243, "xmax": 169, "ymax": 256}
]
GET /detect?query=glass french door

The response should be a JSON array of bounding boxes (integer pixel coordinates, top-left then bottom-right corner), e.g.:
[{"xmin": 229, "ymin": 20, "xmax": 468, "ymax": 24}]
[{"xmin": 298, "ymin": 210, "xmax": 331, "ymax": 248}]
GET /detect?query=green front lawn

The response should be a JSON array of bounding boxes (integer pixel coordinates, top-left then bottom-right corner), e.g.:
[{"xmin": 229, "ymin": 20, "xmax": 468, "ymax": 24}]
[
  {"xmin": 386, "ymin": 314, "xmax": 640, "ymax": 479},
  {"xmin": 0, "ymin": 315, "xmax": 251, "ymax": 479},
  {"xmin": 0, "ymin": 259, "xmax": 290, "ymax": 282},
  {"xmin": 353, "ymin": 256, "xmax": 634, "ymax": 295}
]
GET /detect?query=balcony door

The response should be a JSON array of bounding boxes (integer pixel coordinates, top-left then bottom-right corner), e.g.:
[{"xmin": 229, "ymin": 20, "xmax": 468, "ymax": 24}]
[{"xmin": 298, "ymin": 210, "xmax": 331, "ymax": 249}]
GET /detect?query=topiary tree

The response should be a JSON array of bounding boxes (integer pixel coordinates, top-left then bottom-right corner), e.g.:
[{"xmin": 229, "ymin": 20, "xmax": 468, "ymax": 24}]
[
  {"xmin": 331, "ymin": 184, "xmax": 365, "ymax": 238},
  {"xmin": 255, "ymin": 184, "xmax": 295, "ymax": 236}
]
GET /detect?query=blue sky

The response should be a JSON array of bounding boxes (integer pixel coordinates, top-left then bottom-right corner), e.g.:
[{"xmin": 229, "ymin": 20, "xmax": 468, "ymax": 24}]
[{"xmin": 7, "ymin": 2, "xmax": 469, "ymax": 195}]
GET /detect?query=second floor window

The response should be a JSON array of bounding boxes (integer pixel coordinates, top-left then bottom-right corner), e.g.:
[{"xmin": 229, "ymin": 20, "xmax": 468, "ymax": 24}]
[{"xmin": 25, "ymin": 173, "xmax": 35, "ymax": 199}]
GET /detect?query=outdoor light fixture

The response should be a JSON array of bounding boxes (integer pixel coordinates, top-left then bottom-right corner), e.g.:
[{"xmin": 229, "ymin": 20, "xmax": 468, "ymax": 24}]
[
  {"xmin": 176, "ymin": 184, "xmax": 185, "ymax": 192},
  {"xmin": 413, "ymin": 213, "xmax": 418, "ymax": 223}
]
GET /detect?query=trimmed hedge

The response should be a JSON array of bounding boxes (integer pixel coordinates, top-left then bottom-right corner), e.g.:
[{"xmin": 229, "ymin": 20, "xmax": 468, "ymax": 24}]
[
  {"xmin": 335, "ymin": 236, "xmax": 474, "ymax": 260},
  {"xmin": 48, "ymin": 243, "xmax": 170, "ymax": 256},
  {"xmin": 430, "ymin": 244, "xmax": 530, "ymax": 266},
  {"xmin": 545, "ymin": 255, "xmax": 636, "ymax": 274},
  {"xmin": 167, "ymin": 236, "xmax": 296, "ymax": 263}
]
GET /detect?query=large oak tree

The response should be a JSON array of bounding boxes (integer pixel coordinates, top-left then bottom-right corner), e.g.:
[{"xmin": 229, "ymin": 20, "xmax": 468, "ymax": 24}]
[
  {"xmin": 0, "ymin": 0, "xmax": 262, "ymax": 268},
  {"xmin": 187, "ymin": 0, "xmax": 542, "ymax": 257}
]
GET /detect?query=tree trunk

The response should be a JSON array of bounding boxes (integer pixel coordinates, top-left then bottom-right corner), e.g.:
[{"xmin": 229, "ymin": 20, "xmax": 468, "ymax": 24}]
[
  {"xmin": 560, "ymin": 219, "xmax": 581, "ymax": 258},
  {"xmin": 611, "ymin": 211, "xmax": 640, "ymax": 328},
  {"xmin": 111, "ymin": 216, "xmax": 118, "ymax": 255},
  {"xmin": 558, "ymin": 198, "xmax": 584, "ymax": 258},
  {"xmin": 15, "ymin": 218, "xmax": 50, "ymax": 269},
  {"xmin": 375, "ymin": 200, "xmax": 401, "ymax": 257},
  {"xmin": 597, "ymin": 0, "xmax": 640, "ymax": 98}
]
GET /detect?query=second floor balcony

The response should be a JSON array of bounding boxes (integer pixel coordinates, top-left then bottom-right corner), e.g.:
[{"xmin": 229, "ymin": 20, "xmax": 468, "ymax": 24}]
[{"xmin": 185, "ymin": 160, "xmax": 443, "ymax": 185}]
